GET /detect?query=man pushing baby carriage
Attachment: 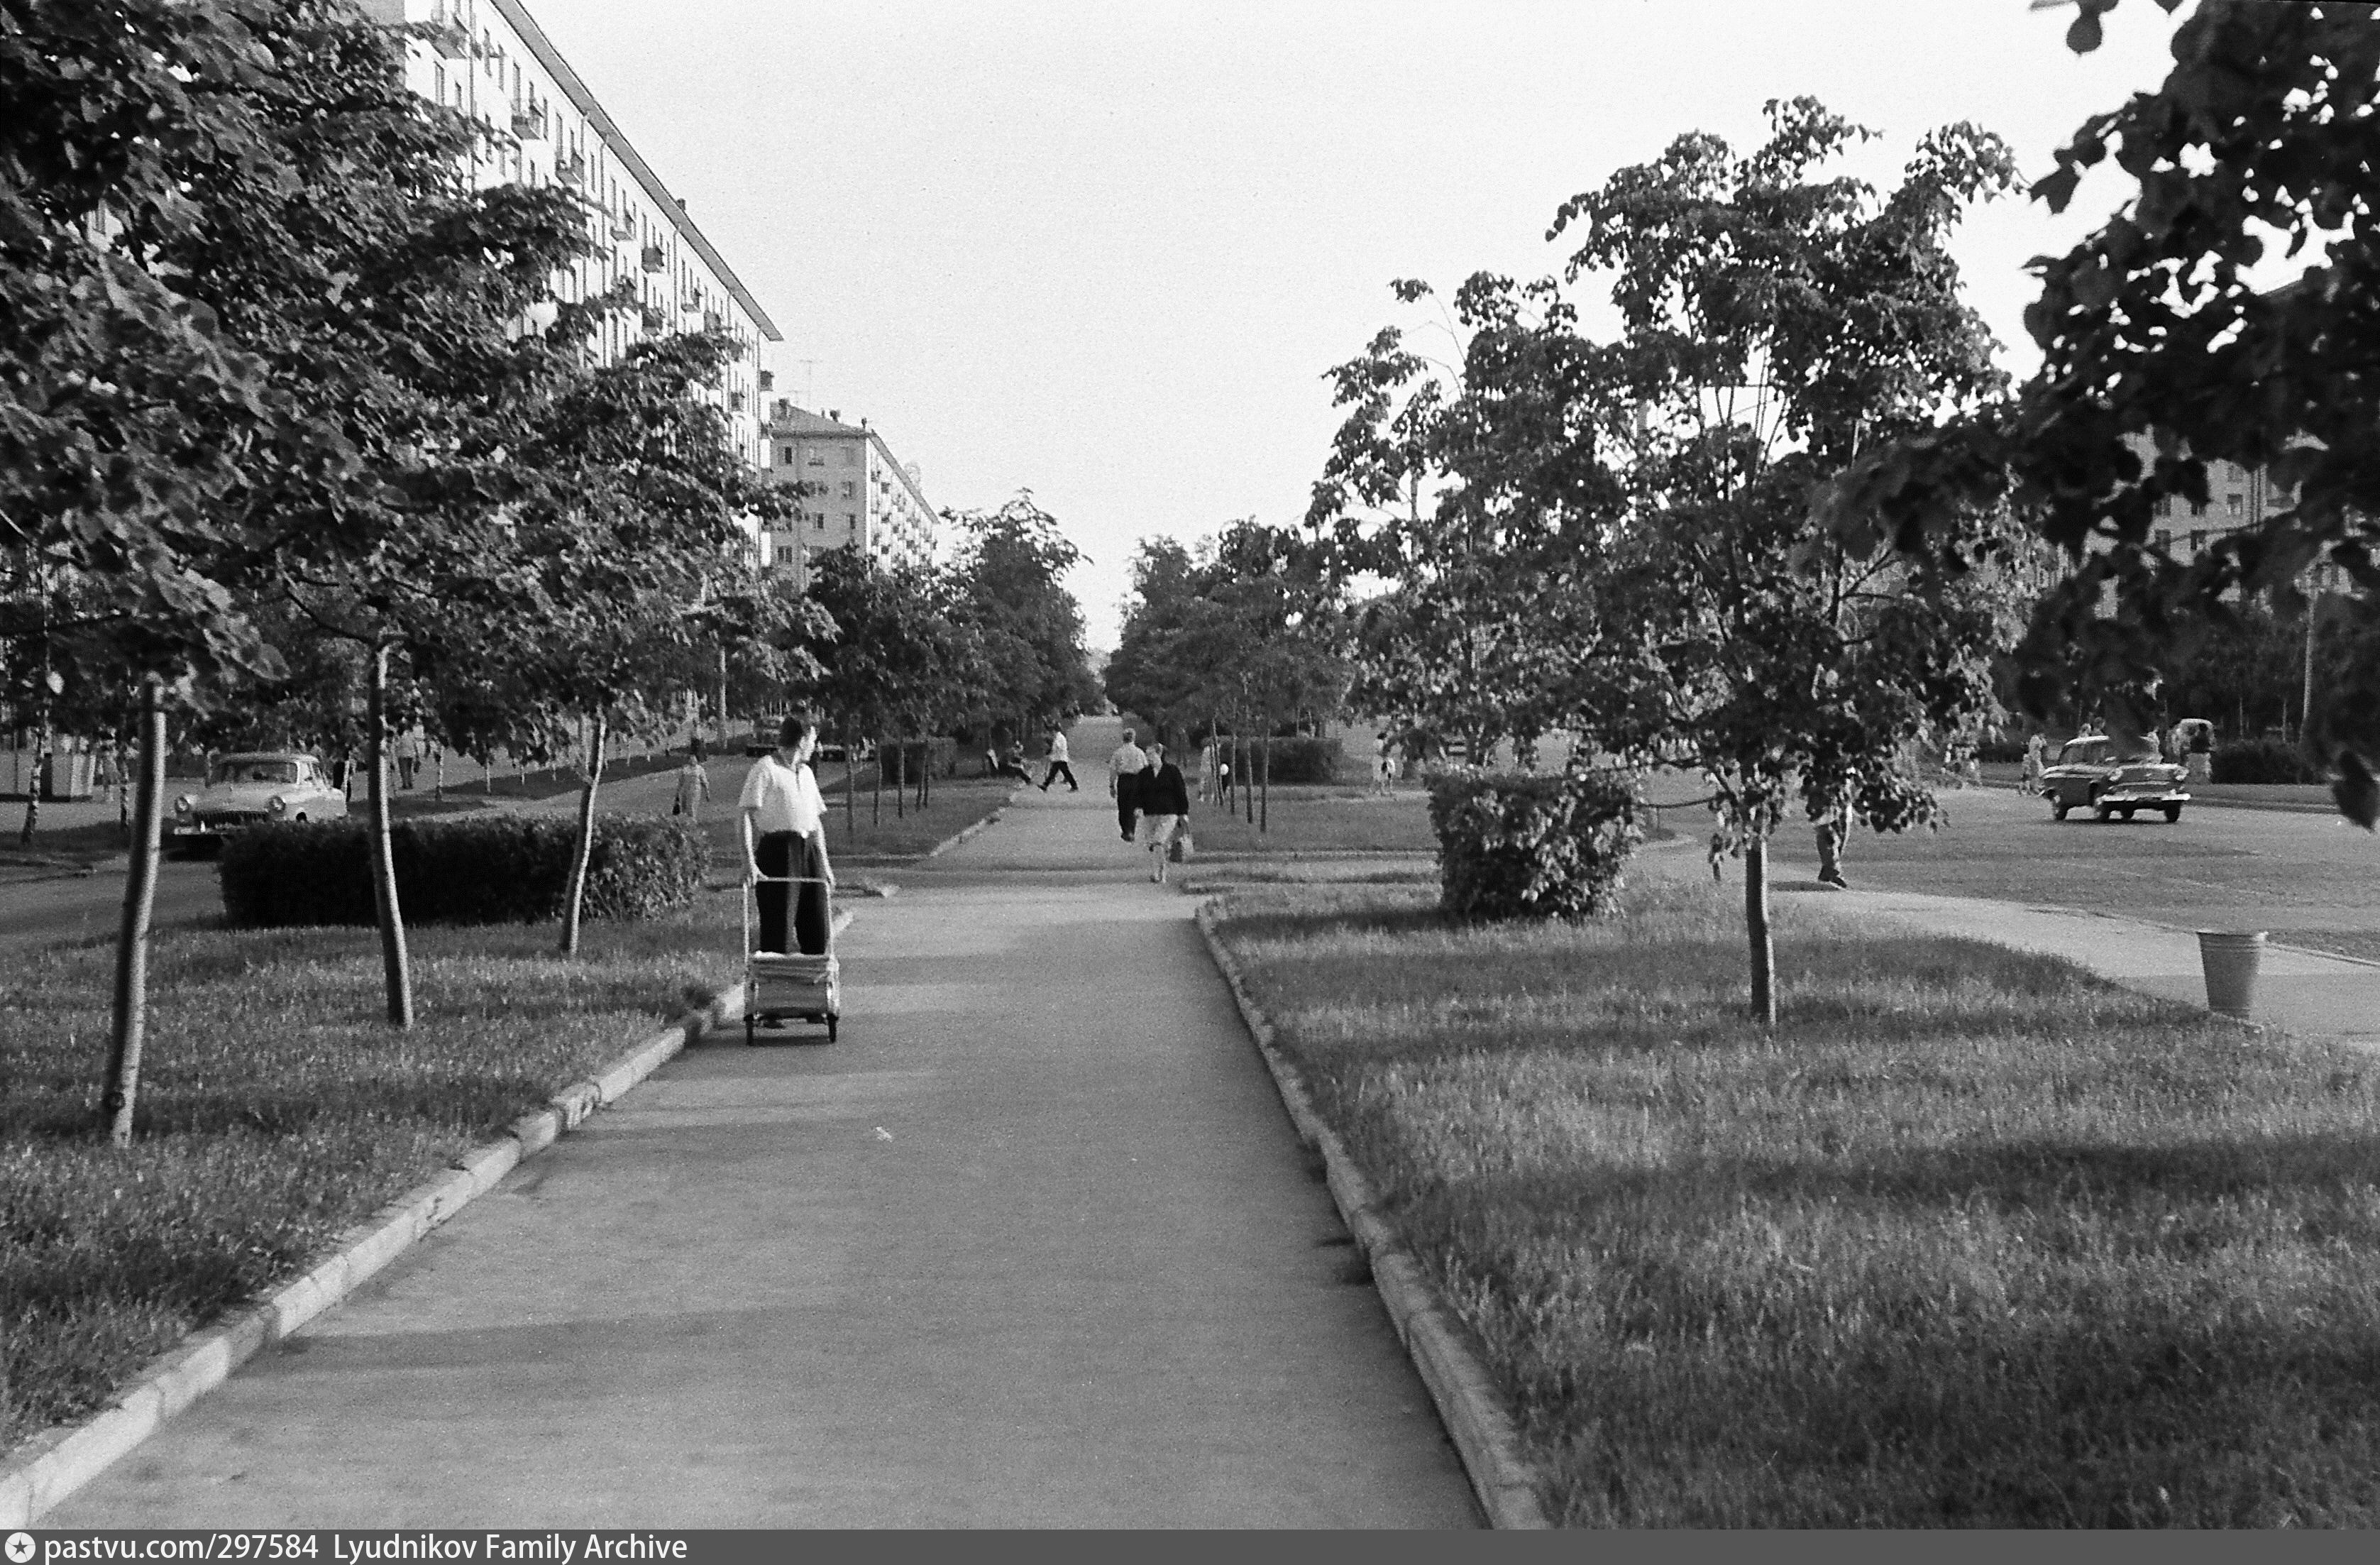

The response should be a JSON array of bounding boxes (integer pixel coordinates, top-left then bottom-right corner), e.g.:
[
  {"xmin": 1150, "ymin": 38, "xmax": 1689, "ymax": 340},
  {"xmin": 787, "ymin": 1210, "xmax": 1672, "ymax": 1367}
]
[{"xmin": 738, "ymin": 709, "xmax": 839, "ymax": 1040}]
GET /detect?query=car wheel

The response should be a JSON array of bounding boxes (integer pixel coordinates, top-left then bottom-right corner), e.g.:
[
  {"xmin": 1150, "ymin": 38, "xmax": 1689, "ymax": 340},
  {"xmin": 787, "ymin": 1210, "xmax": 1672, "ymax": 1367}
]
[
  {"xmin": 2164, "ymin": 805, "xmax": 2182, "ymax": 823},
  {"xmin": 2050, "ymin": 798, "xmax": 2068, "ymax": 821},
  {"xmin": 2119, "ymin": 808, "xmax": 2136, "ymax": 821}
]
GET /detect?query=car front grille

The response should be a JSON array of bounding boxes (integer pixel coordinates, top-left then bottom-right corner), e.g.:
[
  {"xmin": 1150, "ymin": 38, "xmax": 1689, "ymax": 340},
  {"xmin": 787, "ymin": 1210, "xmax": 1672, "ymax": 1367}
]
[{"xmin": 192, "ymin": 811, "xmax": 270, "ymax": 830}]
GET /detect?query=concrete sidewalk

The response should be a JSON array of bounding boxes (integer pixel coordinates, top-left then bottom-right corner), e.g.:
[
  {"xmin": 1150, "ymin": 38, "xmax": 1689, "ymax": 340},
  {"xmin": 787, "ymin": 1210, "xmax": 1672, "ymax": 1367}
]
[
  {"xmin": 1638, "ymin": 842, "xmax": 2380, "ymax": 1046},
  {"xmin": 46, "ymin": 718, "xmax": 1479, "ymax": 1528}
]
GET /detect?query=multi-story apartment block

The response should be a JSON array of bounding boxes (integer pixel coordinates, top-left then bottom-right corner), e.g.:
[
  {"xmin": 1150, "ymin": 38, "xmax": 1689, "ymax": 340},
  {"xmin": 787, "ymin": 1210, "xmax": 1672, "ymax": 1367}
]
[
  {"xmin": 361, "ymin": 0, "xmax": 781, "ymax": 473},
  {"xmin": 759, "ymin": 405, "xmax": 940, "ymax": 583},
  {"xmin": 2131, "ymin": 434, "xmax": 2349, "ymax": 591}
]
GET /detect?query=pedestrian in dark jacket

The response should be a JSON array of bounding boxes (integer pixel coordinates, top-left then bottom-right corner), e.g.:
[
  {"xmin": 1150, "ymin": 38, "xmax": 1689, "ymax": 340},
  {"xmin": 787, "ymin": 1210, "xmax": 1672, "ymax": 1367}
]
[{"xmin": 1135, "ymin": 742, "xmax": 1191, "ymax": 884}]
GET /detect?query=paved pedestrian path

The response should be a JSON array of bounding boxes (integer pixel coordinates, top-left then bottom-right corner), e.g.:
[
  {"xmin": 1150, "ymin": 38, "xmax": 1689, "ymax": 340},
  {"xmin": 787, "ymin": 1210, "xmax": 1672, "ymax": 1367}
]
[
  {"xmin": 1636, "ymin": 840, "xmax": 2380, "ymax": 1046},
  {"xmin": 48, "ymin": 718, "xmax": 1479, "ymax": 1528}
]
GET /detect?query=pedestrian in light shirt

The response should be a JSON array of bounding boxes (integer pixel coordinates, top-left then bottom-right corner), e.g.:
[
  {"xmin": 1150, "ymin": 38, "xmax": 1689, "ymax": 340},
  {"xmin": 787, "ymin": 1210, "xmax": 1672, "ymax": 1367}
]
[
  {"xmin": 1039, "ymin": 727, "xmax": 1079, "ymax": 791},
  {"xmin": 738, "ymin": 711, "xmax": 834, "ymax": 955},
  {"xmin": 1108, "ymin": 727, "xmax": 1146, "ymax": 842}
]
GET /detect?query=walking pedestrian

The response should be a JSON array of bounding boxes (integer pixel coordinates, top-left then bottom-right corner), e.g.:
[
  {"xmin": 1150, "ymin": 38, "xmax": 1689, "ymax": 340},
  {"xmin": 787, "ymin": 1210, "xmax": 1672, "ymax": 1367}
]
[
  {"xmin": 673, "ymin": 744, "xmax": 712, "ymax": 822},
  {"xmin": 395, "ymin": 728, "xmax": 419, "ymax": 790},
  {"xmin": 1372, "ymin": 730, "xmax": 1394, "ymax": 796},
  {"xmin": 1108, "ymin": 726, "xmax": 1147, "ymax": 842},
  {"xmin": 1136, "ymin": 742, "xmax": 1191, "ymax": 884},
  {"xmin": 738, "ymin": 711, "xmax": 834, "ymax": 957},
  {"xmin": 1198, "ymin": 735, "xmax": 1219, "ymax": 804},
  {"xmin": 1813, "ymin": 793, "xmax": 1852, "ymax": 889},
  {"xmin": 2021, "ymin": 732, "xmax": 2048, "ymax": 796},
  {"xmin": 1039, "ymin": 726, "xmax": 1079, "ymax": 791}
]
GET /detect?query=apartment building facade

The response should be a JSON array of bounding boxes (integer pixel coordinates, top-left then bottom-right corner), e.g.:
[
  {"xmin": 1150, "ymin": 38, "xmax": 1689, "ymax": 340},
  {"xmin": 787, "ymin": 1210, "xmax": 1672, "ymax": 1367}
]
[
  {"xmin": 361, "ymin": 0, "xmax": 781, "ymax": 473},
  {"xmin": 759, "ymin": 405, "xmax": 940, "ymax": 583}
]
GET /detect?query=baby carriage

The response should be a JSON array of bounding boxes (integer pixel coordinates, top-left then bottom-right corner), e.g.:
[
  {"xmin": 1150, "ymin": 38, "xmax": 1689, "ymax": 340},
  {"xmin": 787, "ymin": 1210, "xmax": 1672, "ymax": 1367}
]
[{"xmin": 742, "ymin": 872, "xmax": 839, "ymax": 1044}]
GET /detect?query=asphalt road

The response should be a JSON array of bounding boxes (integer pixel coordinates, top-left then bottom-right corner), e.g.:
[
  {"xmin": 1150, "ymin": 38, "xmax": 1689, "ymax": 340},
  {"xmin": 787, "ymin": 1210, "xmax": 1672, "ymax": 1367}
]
[
  {"xmin": 1758, "ymin": 785, "xmax": 2380, "ymax": 935},
  {"xmin": 0, "ymin": 858, "xmax": 220, "ymax": 957}
]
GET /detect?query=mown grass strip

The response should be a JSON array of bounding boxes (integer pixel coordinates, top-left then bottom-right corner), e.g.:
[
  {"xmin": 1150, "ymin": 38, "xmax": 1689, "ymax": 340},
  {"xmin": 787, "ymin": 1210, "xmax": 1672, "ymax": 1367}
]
[
  {"xmin": 0, "ymin": 892, "xmax": 740, "ymax": 1461},
  {"xmin": 1207, "ymin": 876, "xmax": 2380, "ymax": 1527}
]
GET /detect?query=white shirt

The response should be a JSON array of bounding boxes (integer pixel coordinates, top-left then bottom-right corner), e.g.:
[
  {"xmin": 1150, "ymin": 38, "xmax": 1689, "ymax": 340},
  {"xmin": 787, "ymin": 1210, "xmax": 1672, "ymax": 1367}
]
[
  {"xmin": 1048, "ymin": 732, "xmax": 1069, "ymax": 762},
  {"xmin": 1108, "ymin": 741, "xmax": 1145, "ymax": 781},
  {"xmin": 737, "ymin": 755, "xmax": 824, "ymax": 835}
]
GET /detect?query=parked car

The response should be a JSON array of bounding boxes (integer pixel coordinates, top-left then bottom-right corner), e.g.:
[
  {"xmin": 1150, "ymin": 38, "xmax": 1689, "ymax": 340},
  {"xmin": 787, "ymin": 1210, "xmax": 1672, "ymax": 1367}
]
[
  {"xmin": 2040, "ymin": 735, "xmax": 2192, "ymax": 823},
  {"xmin": 169, "ymin": 752, "xmax": 346, "ymax": 855}
]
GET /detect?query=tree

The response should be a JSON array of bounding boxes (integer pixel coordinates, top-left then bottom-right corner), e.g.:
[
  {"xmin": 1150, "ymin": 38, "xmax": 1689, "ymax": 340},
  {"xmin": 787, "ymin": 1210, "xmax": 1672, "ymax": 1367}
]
[
  {"xmin": 793, "ymin": 551, "xmax": 972, "ymax": 829},
  {"xmin": 1308, "ymin": 275, "xmax": 1619, "ymax": 765},
  {"xmin": 1545, "ymin": 99, "xmax": 2022, "ymax": 1024},
  {"xmin": 1110, "ymin": 522, "xmax": 1351, "ymax": 830},
  {"xmin": 3, "ymin": 0, "xmax": 375, "ymax": 1141},
  {"xmin": 1822, "ymin": 0, "xmax": 2380, "ymax": 824},
  {"xmin": 944, "ymin": 493, "xmax": 1101, "ymax": 749}
]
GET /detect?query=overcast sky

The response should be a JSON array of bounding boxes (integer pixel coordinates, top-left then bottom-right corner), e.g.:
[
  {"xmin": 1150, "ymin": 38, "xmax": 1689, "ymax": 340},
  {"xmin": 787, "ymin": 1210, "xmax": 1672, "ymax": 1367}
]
[{"xmin": 522, "ymin": 0, "xmax": 2186, "ymax": 650}]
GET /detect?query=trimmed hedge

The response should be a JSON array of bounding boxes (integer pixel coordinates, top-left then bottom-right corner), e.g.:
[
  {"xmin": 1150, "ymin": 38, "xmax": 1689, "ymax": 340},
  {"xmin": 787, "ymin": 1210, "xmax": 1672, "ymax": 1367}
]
[
  {"xmin": 1426, "ymin": 769, "xmax": 1642, "ymax": 921},
  {"xmin": 2211, "ymin": 740, "xmax": 2327, "ymax": 784},
  {"xmin": 1228, "ymin": 735, "xmax": 1342, "ymax": 785},
  {"xmin": 874, "ymin": 737, "xmax": 959, "ymax": 783},
  {"xmin": 220, "ymin": 813, "xmax": 705, "ymax": 928}
]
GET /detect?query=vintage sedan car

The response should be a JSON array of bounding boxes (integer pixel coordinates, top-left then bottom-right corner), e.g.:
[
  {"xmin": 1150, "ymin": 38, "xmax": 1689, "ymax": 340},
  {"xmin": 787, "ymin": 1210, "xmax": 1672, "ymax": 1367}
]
[
  {"xmin": 2041, "ymin": 735, "xmax": 2191, "ymax": 823},
  {"xmin": 169, "ymin": 752, "xmax": 346, "ymax": 854}
]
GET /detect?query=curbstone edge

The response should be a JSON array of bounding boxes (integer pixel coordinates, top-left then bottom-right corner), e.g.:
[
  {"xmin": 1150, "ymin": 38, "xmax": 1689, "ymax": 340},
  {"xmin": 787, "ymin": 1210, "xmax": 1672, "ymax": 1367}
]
[
  {"xmin": 1193, "ymin": 900, "xmax": 1555, "ymax": 1530},
  {"xmin": 0, "ymin": 986, "xmax": 741, "ymax": 1527}
]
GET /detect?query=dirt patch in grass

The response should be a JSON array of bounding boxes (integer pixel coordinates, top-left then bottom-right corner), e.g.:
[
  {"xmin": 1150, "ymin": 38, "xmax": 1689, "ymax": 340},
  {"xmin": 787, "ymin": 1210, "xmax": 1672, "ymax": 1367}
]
[
  {"xmin": 1209, "ymin": 878, "xmax": 2380, "ymax": 1527},
  {"xmin": 0, "ymin": 891, "xmax": 742, "ymax": 1461}
]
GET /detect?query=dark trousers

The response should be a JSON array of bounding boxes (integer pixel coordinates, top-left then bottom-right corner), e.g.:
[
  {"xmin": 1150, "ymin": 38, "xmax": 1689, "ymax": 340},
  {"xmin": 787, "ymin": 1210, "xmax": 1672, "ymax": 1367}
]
[
  {"xmin": 1115, "ymin": 779, "xmax": 1138, "ymax": 840},
  {"xmin": 755, "ymin": 830, "xmax": 830, "ymax": 955},
  {"xmin": 1040, "ymin": 759, "xmax": 1077, "ymax": 791}
]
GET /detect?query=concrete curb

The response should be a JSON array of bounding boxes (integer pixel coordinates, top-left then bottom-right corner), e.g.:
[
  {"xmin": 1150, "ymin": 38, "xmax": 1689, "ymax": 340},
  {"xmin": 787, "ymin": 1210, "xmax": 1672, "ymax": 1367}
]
[
  {"xmin": 920, "ymin": 790, "xmax": 1021, "ymax": 860},
  {"xmin": 0, "ymin": 986, "xmax": 744, "ymax": 1527},
  {"xmin": 1192, "ymin": 901, "xmax": 1554, "ymax": 1530}
]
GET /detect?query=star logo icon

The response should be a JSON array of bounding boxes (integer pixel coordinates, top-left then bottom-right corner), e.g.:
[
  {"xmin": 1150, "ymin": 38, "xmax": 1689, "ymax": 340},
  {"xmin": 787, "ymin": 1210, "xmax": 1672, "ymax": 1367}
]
[{"xmin": 6, "ymin": 1532, "xmax": 36, "ymax": 1564}]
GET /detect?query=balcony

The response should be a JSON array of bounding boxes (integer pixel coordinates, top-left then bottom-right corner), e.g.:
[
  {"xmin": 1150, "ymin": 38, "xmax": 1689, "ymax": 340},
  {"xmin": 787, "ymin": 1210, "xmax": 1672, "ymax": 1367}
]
[
  {"xmin": 556, "ymin": 151, "xmax": 587, "ymax": 185},
  {"xmin": 607, "ymin": 212, "xmax": 637, "ymax": 241},
  {"xmin": 641, "ymin": 244, "xmax": 666, "ymax": 273},
  {"xmin": 639, "ymin": 305, "xmax": 666, "ymax": 334},
  {"xmin": 728, "ymin": 391, "xmax": 746, "ymax": 412},
  {"xmin": 703, "ymin": 309, "xmax": 724, "ymax": 334},
  {"xmin": 421, "ymin": 13, "xmax": 468, "ymax": 57},
  {"xmin": 510, "ymin": 107, "xmax": 546, "ymax": 141}
]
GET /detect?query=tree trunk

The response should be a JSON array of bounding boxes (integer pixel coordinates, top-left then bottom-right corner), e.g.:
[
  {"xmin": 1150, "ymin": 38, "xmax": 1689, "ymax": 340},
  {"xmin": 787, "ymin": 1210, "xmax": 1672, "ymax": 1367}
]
[
  {"xmin": 101, "ymin": 676, "xmax": 166, "ymax": 1146},
  {"xmin": 871, "ymin": 735, "xmax": 883, "ymax": 825},
  {"xmin": 1260, "ymin": 733, "xmax": 1270, "ymax": 834},
  {"xmin": 1744, "ymin": 830, "xmax": 1776, "ymax": 1028},
  {"xmin": 18, "ymin": 721, "xmax": 48, "ymax": 845},
  {"xmin": 365, "ymin": 644, "xmax": 414, "ymax": 1027},
  {"xmin": 844, "ymin": 730, "xmax": 856, "ymax": 840},
  {"xmin": 895, "ymin": 739, "xmax": 907, "ymax": 819},
  {"xmin": 558, "ymin": 707, "xmax": 607, "ymax": 958},
  {"xmin": 1243, "ymin": 728, "xmax": 1255, "ymax": 826},
  {"xmin": 434, "ymin": 746, "xmax": 445, "ymax": 801}
]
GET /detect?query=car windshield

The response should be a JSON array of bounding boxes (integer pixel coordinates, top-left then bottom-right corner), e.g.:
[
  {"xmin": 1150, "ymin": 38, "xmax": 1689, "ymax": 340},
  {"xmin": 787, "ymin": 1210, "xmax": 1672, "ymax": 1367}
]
[
  {"xmin": 2057, "ymin": 741, "xmax": 2110, "ymax": 766},
  {"xmin": 213, "ymin": 759, "xmax": 299, "ymax": 785}
]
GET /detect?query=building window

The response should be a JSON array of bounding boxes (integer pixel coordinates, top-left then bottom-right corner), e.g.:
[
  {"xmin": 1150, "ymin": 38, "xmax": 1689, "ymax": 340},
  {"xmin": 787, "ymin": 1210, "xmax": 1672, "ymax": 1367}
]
[
  {"xmin": 807, "ymin": 451, "xmax": 825, "ymax": 467},
  {"xmin": 2191, "ymin": 499, "xmax": 2207, "ymax": 517},
  {"xmin": 2189, "ymin": 529, "xmax": 2205, "ymax": 553},
  {"xmin": 775, "ymin": 546, "xmax": 793, "ymax": 565},
  {"xmin": 779, "ymin": 446, "xmax": 793, "ymax": 466},
  {"xmin": 813, "ymin": 512, "xmax": 825, "ymax": 532},
  {"xmin": 2155, "ymin": 528, "xmax": 2171, "ymax": 551},
  {"xmin": 840, "ymin": 481, "xmax": 856, "ymax": 499},
  {"xmin": 840, "ymin": 447, "xmax": 856, "ymax": 467},
  {"xmin": 2227, "ymin": 492, "xmax": 2244, "ymax": 517}
]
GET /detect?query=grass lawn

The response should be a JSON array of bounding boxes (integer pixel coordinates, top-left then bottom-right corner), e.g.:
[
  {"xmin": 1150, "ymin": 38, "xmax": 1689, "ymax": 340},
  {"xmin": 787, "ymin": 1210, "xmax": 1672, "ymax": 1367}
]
[
  {"xmin": 1179, "ymin": 783, "xmax": 1437, "ymax": 859},
  {"xmin": 1208, "ymin": 874, "xmax": 2380, "ymax": 1527},
  {"xmin": 0, "ymin": 889, "xmax": 743, "ymax": 1462}
]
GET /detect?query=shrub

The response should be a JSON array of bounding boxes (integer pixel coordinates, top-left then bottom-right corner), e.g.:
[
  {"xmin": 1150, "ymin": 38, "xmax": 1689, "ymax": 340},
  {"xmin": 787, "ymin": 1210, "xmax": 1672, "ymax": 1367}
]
[
  {"xmin": 1426, "ymin": 769, "xmax": 1642, "ymax": 921},
  {"xmin": 221, "ymin": 814, "xmax": 704, "ymax": 928},
  {"xmin": 2211, "ymin": 739, "xmax": 2326, "ymax": 784},
  {"xmin": 1245, "ymin": 735, "xmax": 1343, "ymax": 785},
  {"xmin": 874, "ymin": 737, "xmax": 959, "ymax": 783}
]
